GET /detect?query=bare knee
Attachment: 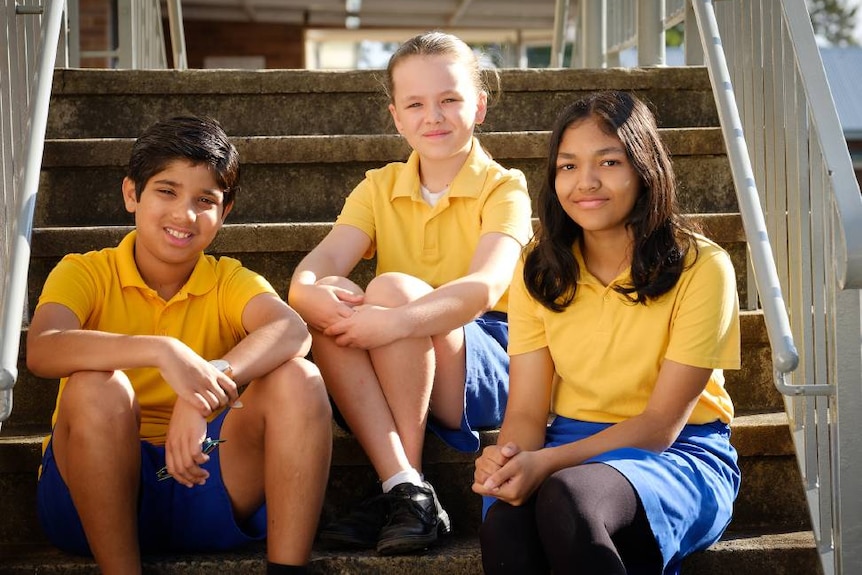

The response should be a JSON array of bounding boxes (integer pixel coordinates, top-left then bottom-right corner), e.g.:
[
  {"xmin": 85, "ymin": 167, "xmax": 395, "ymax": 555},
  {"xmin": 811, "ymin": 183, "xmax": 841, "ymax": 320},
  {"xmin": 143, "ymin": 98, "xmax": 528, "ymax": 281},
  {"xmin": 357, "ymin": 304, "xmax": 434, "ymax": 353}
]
[
  {"xmin": 257, "ymin": 357, "xmax": 331, "ymax": 423},
  {"xmin": 316, "ymin": 275, "xmax": 364, "ymax": 296},
  {"xmin": 57, "ymin": 370, "xmax": 139, "ymax": 430},
  {"xmin": 365, "ymin": 272, "xmax": 431, "ymax": 306}
]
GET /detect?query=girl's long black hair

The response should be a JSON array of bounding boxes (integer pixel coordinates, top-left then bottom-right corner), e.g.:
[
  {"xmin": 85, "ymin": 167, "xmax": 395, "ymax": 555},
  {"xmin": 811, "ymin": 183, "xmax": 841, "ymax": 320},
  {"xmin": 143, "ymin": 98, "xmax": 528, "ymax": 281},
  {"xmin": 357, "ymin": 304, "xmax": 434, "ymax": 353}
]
[{"xmin": 524, "ymin": 91, "xmax": 698, "ymax": 312}]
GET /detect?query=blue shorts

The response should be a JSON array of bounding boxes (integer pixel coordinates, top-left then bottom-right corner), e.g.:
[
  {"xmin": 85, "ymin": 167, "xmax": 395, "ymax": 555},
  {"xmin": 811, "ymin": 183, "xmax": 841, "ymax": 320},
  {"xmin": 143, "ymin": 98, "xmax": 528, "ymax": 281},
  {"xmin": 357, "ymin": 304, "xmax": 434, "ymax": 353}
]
[
  {"xmin": 426, "ymin": 311, "xmax": 510, "ymax": 452},
  {"xmin": 37, "ymin": 408, "xmax": 267, "ymax": 556},
  {"xmin": 483, "ymin": 417, "xmax": 740, "ymax": 574}
]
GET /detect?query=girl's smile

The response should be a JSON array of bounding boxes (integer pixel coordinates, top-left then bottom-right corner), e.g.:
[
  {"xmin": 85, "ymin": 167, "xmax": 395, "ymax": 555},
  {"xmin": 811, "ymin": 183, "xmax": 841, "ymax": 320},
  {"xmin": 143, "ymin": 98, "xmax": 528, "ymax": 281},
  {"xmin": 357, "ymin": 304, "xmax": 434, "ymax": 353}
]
[{"xmin": 554, "ymin": 117, "xmax": 640, "ymax": 242}]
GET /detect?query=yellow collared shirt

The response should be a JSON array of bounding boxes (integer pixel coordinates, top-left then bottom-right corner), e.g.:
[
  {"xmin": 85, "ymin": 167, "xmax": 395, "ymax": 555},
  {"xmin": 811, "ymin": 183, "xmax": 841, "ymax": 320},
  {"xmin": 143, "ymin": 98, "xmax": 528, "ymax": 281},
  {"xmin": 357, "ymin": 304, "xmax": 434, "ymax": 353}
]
[
  {"xmin": 508, "ymin": 235, "xmax": 740, "ymax": 424},
  {"xmin": 36, "ymin": 230, "xmax": 276, "ymax": 445},
  {"xmin": 336, "ymin": 138, "xmax": 533, "ymax": 312}
]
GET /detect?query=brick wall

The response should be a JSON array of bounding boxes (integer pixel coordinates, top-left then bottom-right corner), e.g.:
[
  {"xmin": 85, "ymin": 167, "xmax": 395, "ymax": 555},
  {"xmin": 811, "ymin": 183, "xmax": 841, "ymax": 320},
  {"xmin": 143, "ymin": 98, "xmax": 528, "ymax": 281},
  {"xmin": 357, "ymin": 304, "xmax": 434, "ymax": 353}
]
[
  {"xmin": 74, "ymin": 3, "xmax": 305, "ymax": 69},
  {"xmin": 78, "ymin": 0, "xmax": 113, "ymax": 68},
  {"xmin": 181, "ymin": 20, "xmax": 305, "ymax": 69}
]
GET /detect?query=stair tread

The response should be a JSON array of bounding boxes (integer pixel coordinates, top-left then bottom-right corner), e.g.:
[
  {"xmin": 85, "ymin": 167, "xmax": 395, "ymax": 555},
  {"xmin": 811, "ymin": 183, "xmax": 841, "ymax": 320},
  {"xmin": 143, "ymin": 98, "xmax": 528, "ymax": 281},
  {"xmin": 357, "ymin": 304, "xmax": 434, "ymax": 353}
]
[
  {"xmin": 0, "ymin": 410, "xmax": 795, "ymax": 455},
  {"xmin": 41, "ymin": 128, "xmax": 727, "ymax": 167},
  {"xmin": 29, "ymin": 214, "xmax": 746, "ymax": 257},
  {"xmin": 0, "ymin": 529, "xmax": 817, "ymax": 574}
]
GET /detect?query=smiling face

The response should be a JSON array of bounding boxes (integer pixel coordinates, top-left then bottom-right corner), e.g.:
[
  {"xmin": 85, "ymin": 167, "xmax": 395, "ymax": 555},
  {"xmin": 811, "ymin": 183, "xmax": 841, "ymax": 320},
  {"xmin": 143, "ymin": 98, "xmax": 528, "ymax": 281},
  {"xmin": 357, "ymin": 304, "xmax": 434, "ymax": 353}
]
[
  {"xmin": 553, "ymin": 117, "xmax": 641, "ymax": 244},
  {"xmin": 387, "ymin": 54, "xmax": 487, "ymax": 167},
  {"xmin": 123, "ymin": 159, "xmax": 230, "ymax": 287}
]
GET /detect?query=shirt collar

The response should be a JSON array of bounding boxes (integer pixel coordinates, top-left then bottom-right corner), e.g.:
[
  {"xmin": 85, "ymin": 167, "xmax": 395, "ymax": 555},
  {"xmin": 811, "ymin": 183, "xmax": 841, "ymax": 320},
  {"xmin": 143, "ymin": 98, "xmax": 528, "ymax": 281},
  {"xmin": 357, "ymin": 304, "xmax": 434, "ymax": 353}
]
[
  {"xmin": 391, "ymin": 137, "xmax": 491, "ymax": 201},
  {"xmin": 573, "ymin": 241, "xmax": 632, "ymax": 287},
  {"xmin": 117, "ymin": 230, "xmax": 217, "ymax": 300}
]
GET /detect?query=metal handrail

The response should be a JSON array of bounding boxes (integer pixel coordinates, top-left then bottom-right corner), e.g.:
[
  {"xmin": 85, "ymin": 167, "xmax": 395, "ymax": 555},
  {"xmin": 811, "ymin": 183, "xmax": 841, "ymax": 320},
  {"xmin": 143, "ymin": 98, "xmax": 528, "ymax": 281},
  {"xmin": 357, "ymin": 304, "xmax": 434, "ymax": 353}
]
[
  {"xmin": 0, "ymin": 0, "xmax": 65, "ymax": 423},
  {"xmin": 690, "ymin": 0, "xmax": 833, "ymax": 396},
  {"xmin": 0, "ymin": 0, "xmax": 187, "ymax": 426},
  {"xmin": 687, "ymin": 1, "xmax": 862, "ymax": 572},
  {"xmin": 782, "ymin": 4, "xmax": 862, "ymax": 289}
]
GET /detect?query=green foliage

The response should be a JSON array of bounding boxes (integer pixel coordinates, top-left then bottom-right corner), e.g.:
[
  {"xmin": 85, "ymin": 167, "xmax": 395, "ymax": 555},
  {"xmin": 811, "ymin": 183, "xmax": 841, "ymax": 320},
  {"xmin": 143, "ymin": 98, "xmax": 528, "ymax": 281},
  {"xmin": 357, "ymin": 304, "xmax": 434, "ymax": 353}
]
[
  {"xmin": 808, "ymin": 0, "xmax": 860, "ymax": 46},
  {"xmin": 666, "ymin": 23, "xmax": 685, "ymax": 47}
]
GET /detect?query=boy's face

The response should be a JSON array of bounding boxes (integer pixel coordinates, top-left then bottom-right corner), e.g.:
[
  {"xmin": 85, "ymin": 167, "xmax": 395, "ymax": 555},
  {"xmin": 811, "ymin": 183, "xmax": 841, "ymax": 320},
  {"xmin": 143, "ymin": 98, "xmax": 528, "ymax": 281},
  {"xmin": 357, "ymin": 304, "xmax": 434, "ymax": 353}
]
[{"xmin": 122, "ymin": 159, "xmax": 232, "ymax": 281}]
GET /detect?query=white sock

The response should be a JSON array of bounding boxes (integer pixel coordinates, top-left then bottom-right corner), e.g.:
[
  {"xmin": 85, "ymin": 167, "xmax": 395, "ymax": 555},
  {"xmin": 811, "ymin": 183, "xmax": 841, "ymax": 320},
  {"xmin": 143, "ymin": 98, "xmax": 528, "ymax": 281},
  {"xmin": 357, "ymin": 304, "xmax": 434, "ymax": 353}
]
[{"xmin": 381, "ymin": 468, "xmax": 424, "ymax": 493}]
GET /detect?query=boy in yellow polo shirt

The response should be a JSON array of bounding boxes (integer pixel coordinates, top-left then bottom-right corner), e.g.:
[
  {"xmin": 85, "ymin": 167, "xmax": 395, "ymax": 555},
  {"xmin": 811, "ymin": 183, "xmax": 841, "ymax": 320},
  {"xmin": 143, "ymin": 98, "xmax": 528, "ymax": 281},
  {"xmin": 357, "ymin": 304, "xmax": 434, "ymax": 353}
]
[{"xmin": 28, "ymin": 116, "xmax": 331, "ymax": 575}]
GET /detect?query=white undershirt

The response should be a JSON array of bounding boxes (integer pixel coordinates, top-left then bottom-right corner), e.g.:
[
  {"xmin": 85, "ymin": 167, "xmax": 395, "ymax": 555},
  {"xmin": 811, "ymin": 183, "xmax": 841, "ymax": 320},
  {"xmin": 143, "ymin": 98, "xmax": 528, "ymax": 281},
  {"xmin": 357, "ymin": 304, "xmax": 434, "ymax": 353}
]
[{"xmin": 421, "ymin": 183, "xmax": 450, "ymax": 207}]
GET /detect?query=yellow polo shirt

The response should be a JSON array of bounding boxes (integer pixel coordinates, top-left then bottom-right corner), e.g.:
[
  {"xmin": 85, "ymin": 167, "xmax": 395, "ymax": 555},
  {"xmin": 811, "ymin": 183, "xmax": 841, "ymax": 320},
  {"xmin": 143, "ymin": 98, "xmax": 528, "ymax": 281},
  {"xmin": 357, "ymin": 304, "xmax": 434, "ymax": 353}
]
[
  {"xmin": 36, "ymin": 231, "xmax": 276, "ymax": 446},
  {"xmin": 508, "ymin": 235, "xmax": 740, "ymax": 424},
  {"xmin": 336, "ymin": 138, "xmax": 533, "ymax": 312}
]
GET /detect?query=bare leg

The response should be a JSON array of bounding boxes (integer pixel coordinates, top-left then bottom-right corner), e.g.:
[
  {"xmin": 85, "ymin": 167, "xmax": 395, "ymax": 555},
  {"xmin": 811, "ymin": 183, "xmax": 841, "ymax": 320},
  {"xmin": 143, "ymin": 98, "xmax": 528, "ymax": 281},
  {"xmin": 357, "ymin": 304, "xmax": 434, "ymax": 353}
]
[
  {"xmin": 365, "ymin": 273, "xmax": 467, "ymax": 463},
  {"xmin": 311, "ymin": 331, "xmax": 415, "ymax": 479},
  {"xmin": 367, "ymin": 335, "xmax": 434, "ymax": 470},
  {"xmin": 51, "ymin": 370, "xmax": 142, "ymax": 575},
  {"xmin": 219, "ymin": 357, "xmax": 331, "ymax": 565},
  {"xmin": 427, "ymin": 328, "xmax": 467, "ymax": 430}
]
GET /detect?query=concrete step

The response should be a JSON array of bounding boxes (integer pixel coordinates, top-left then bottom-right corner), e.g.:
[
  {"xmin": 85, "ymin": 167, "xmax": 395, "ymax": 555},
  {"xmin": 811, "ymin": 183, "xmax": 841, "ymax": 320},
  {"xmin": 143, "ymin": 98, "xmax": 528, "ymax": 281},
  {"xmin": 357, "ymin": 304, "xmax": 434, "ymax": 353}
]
[
  {"xmin": 0, "ymin": 530, "xmax": 821, "ymax": 574},
  {"xmin": 47, "ymin": 67, "xmax": 718, "ymax": 139},
  {"xmin": 0, "ymin": 412, "xmax": 810, "ymax": 548},
  {"xmin": 23, "ymin": 210, "xmax": 750, "ymax": 316},
  {"xmin": 6, "ymin": 283, "xmax": 773, "ymax": 436},
  {"xmin": 4, "ymin": 302, "xmax": 771, "ymax": 431},
  {"xmin": 36, "ymin": 129, "xmax": 735, "ymax": 228}
]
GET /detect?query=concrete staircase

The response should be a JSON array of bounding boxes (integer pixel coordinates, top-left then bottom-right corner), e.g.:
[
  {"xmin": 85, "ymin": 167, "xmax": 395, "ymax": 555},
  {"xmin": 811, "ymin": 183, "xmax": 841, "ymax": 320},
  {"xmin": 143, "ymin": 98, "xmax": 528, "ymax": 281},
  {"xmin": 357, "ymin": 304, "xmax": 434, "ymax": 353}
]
[{"xmin": 0, "ymin": 66, "xmax": 822, "ymax": 574}]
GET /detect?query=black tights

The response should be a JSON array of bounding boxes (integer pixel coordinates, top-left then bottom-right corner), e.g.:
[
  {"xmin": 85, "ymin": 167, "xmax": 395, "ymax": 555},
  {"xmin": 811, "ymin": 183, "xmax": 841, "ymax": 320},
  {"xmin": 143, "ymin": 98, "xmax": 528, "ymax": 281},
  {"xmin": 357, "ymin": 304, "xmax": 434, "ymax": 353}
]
[{"xmin": 480, "ymin": 463, "xmax": 663, "ymax": 575}]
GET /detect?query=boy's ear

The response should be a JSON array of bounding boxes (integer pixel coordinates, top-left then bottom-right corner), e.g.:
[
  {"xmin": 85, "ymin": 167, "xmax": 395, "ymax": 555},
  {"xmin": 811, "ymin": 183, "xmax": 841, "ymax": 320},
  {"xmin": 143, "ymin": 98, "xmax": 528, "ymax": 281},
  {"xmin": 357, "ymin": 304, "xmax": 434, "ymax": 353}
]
[
  {"xmin": 220, "ymin": 201, "xmax": 233, "ymax": 222},
  {"xmin": 122, "ymin": 177, "xmax": 138, "ymax": 213}
]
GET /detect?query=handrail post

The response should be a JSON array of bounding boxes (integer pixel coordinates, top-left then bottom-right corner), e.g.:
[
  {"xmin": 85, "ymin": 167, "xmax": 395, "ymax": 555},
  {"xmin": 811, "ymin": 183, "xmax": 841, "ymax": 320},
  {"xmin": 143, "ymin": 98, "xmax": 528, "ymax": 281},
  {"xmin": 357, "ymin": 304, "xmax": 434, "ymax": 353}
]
[
  {"xmin": 166, "ymin": 0, "xmax": 187, "ymax": 70},
  {"xmin": 0, "ymin": 0, "xmax": 65, "ymax": 421},
  {"xmin": 684, "ymin": 0, "xmax": 703, "ymax": 65},
  {"xmin": 581, "ymin": 0, "xmax": 606, "ymax": 68},
  {"xmin": 551, "ymin": 0, "xmax": 569, "ymax": 67},
  {"xmin": 638, "ymin": 0, "xmax": 665, "ymax": 66}
]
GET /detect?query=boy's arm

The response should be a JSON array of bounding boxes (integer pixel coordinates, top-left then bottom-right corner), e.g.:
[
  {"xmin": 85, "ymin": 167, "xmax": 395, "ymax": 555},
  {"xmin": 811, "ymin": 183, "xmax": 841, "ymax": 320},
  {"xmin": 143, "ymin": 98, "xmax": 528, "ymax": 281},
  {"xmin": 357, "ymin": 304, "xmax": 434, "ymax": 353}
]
[
  {"xmin": 161, "ymin": 293, "xmax": 312, "ymax": 488},
  {"xmin": 219, "ymin": 292, "xmax": 312, "ymax": 384},
  {"xmin": 27, "ymin": 303, "xmax": 237, "ymax": 416}
]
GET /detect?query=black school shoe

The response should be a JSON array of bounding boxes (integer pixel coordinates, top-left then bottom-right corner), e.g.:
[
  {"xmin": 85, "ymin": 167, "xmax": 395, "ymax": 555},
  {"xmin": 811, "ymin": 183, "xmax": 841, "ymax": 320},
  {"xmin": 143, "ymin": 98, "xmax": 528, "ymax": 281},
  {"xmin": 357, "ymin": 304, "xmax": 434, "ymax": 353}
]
[
  {"xmin": 317, "ymin": 492, "xmax": 392, "ymax": 549},
  {"xmin": 376, "ymin": 481, "xmax": 452, "ymax": 555}
]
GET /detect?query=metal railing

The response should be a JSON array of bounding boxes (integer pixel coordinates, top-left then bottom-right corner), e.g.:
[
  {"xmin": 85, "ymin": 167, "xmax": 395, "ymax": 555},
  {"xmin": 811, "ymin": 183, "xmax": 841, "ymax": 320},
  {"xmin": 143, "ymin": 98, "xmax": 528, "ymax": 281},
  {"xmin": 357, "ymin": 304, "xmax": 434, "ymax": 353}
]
[
  {"xmin": 0, "ymin": 0, "xmax": 186, "ymax": 430},
  {"xmin": 701, "ymin": 2, "xmax": 862, "ymax": 572},
  {"xmin": 0, "ymin": 0, "xmax": 65, "ymax": 428},
  {"xmin": 65, "ymin": 0, "xmax": 186, "ymax": 69},
  {"xmin": 554, "ymin": 0, "xmax": 702, "ymax": 68}
]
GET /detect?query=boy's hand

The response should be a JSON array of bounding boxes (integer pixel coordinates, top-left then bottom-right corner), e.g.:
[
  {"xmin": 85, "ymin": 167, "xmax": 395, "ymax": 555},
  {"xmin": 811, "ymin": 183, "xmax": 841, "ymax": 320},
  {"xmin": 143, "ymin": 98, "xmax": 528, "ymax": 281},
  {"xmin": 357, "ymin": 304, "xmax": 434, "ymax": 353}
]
[
  {"xmin": 165, "ymin": 399, "xmax": 210, "ymax": 488},
  {"xmin": 159, "ymin": 340, "xmax": 238, "ymax": 416}
]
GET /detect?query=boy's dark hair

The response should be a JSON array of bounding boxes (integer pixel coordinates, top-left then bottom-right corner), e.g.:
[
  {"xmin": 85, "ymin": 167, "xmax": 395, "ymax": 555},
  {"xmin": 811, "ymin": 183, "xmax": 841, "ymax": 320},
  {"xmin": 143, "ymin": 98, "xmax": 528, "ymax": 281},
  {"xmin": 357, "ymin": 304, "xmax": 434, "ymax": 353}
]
[
  {"xmin": 524, "ymin": 91, "xmax": 699, "ymax": 311},
  {"xmin": 127, "ymin": 116, "xmax": 239, "ymax": 209}
]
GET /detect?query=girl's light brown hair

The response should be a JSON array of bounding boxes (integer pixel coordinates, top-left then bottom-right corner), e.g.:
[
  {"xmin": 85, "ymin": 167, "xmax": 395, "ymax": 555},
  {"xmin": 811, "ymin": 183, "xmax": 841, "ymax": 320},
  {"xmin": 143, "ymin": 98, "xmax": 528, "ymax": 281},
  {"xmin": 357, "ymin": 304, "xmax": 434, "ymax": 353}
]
[{"xmin": 384, "ymin": 31, "xmax": 499, "ymax": 106}]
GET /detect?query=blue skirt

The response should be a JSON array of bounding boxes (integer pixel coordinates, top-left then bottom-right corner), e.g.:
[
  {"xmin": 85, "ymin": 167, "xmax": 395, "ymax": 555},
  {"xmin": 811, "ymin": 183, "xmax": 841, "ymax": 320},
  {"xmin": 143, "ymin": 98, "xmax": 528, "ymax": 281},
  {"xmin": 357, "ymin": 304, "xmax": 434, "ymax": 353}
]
[
  {"xmin": 427, "ymin": 311, "xmax": 509, "ymax": 452},
  {"xmin": 484, "ymin": 416, "xmax": 740, "ymax": 574}
]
